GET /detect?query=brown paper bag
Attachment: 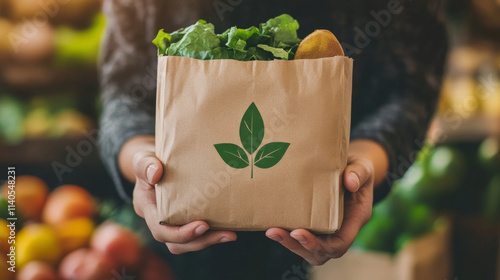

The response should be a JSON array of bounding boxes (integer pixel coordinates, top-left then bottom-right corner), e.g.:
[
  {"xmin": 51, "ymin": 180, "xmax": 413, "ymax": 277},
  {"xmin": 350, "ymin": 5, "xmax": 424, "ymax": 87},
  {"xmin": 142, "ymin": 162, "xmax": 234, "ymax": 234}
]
[{"xmin": 155, "ymin": 55, "xmax": 353, "ymax": 234}]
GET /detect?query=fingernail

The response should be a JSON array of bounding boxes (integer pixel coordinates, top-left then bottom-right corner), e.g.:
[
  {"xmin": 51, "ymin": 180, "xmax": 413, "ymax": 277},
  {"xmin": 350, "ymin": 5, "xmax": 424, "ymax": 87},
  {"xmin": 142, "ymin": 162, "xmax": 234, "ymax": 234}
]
[
  {"xmin": 269, "ymin": 235, "xmax": 283, "ymax": 242},
  {"xmin": 292, "ymin": 234, "xmax": 307, "ymax": 244},
  {"xmin": 146, "ymin": 164, "xmax": 158, "ymax": 183},
  {"xmin": 220, "ymin": 237, "xmax": 232, "ymax": 243},
  {"xmin": 350, "ymin": 172, "xmax": 360, "ymax": 190},
  {"xmin": 194, "ymin": 225, "xmax": 208, "ymax": 236}
]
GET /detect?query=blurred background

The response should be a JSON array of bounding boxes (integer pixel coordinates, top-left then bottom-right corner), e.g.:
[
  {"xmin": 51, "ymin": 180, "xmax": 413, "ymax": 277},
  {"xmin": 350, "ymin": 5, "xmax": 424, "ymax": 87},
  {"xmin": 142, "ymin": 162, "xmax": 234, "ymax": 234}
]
[{"xmin": 0, "ymin": 0, "xmax": 499, "ymax": 279}]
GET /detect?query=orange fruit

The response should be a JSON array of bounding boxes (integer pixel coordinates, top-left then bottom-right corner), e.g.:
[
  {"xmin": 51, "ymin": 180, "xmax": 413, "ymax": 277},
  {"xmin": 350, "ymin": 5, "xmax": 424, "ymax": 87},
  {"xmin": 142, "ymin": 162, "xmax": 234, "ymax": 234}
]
[
  {"xmin": 295, "ymin": 29, "xmax": 344, "ymax": 59},
  {"xmin": 55, "ymin": 217, "xmax": 95, "ymax": 254},
  {"xmin": 1, "ymin": 175, "xmax": 49, "ymax": 221},
  {"xmin": 59, "ymin": 248, "xmax": 115, "ymax": 280},
  {"xmin": 90, "ymin": 222, "xmax": 143, "ymax": 269},
  {"xmin": 42, "ymin": 185, "xmax": 95, "ymax": 226}
]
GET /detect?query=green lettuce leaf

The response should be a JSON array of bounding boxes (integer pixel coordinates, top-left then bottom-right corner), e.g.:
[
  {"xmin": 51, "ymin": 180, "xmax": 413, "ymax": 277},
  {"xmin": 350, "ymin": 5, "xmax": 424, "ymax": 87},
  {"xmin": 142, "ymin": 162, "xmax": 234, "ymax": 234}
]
[
  {"xmin": 152, "ymin": 29, "xmax": 171, "ymax": 55},
  {"xmin": 260, "ymin": 14, "xmax": 301, "ymax": 47},
  {"xmin": 152, "ymin": 14, "xmax": 301, "ymax": 61},
  {"xmin": 167, "ymin": 20, "xmax": 222, "ymax": 59},
  {"xmin": 257, "ymin": 44, "xmax": 289, "ymax": 60}
]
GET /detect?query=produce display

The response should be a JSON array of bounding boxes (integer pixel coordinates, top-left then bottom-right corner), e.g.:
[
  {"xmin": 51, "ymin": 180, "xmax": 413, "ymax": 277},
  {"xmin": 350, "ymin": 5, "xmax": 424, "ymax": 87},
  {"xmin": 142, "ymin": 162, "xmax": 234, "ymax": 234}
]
[
  {"xmin": 0, "ymin": 0, "xmax": 104, "ymax": 68},
  {"xmin": 0, "ymin": 93, "xmax": 94, "ymax": 145},
  {"xmin": 354, "ymin": 138, "xmax": 500, "ymax": 253},
  {"xmin": 0, "ymin": 0, "xmax": 103, "ymax": 147},
  {"xmin": 53, "ymin": 14, "xmax": 105, "ymax": 68},
  {"xmin": 0, "ymin": 175, "xmax": 175, "ymax": 280},
  {"xmin": 0, "ymin": 95, "xmax": 24, "ymax": 144},
  {"xmin": 438, "ymin": 47, "xmax": 500, "ymax": 118},
  {"xmin": 7, "ymin": 0, "xmax": 100, "ymax": 27}
]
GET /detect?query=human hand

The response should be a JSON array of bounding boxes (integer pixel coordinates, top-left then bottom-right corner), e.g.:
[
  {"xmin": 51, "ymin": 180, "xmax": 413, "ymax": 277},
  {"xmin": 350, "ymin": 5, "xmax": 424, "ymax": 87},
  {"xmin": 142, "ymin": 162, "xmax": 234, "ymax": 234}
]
[
  {"xmin": 121, "ymin": 136, "xmax": 237, "ymax": 254},
  {"xmin": 265, "ymin": 140, "xmax": 388, "ymax": 265}
]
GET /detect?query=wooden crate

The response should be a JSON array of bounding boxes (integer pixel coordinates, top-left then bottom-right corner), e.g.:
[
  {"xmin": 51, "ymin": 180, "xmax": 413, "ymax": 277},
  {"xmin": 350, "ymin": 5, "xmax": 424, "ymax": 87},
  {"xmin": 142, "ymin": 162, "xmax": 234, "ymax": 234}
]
[{"xmin": 311, "ymin": 219, "xmax": 451, "ymax": 280}]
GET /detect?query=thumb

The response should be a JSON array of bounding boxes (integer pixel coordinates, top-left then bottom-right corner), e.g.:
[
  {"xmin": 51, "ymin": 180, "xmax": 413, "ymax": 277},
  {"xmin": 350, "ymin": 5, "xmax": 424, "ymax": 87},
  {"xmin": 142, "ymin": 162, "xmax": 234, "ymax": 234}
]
[
  {"xmin": 343, "ymin": 161, "xmax": 371, "ymax": 192},
  {"xmin": 133, "ymin": 151, "xmax": 164, "ymax": 185}
]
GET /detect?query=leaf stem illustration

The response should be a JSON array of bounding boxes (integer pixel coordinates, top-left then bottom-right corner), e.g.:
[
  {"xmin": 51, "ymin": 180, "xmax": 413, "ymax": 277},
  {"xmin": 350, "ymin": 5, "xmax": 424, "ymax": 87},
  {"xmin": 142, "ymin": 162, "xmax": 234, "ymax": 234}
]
[
  {"xmin": 250, "ymin": 110, "xmax": 254, "ymax": 178},
  {"xmin": 214, "ymin": 103, "xmax": 290, "ymax": 178},
  {"xmin": 251, "ymin": 154, "xmax": 254, "ymax": 178}
]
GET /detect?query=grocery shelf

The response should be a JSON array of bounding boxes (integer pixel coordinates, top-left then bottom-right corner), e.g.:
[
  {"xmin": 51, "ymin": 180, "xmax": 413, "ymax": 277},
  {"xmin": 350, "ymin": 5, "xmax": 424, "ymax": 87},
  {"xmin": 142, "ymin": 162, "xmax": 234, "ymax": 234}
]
[
  {"xmin": 0, "ymin": 136, "xmax": 117, "ymax": 198},
  {"xmin": 428, "ymin": 115, "xmax": 500, "ymax": 143},
  {"xmin": 0, "ymin": 62, "xmax": 97, "ymax": 91},
  {"xmin": 0, "ymin": 136, "xmax": 100, "ymax": 165}
]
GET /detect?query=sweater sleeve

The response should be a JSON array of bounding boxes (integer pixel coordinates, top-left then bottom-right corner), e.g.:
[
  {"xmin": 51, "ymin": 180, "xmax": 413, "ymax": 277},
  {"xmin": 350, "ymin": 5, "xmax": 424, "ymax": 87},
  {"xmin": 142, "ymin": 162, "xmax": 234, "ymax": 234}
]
[
  {"xmin": 349, "ymin": 0, "xmax": 448, "ymax": 202},
  {"xmin": 98, "ymin": 0, "xmax": 159, "ymax": 202}
]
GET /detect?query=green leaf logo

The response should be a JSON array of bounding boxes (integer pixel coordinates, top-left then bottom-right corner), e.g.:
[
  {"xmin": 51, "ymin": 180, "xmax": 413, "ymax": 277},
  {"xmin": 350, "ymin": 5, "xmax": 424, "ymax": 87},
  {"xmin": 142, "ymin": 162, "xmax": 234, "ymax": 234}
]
[
  {"xmin": 213, "ymin": 143, "xmax": 249, "ymax": 169},
  {"xmin": 214, "ymin": 103, "xmax": 290, "ymax": 178},
  {"xmin": 254, "ymin": 142, "xmax": 290, "ymax": 169}
]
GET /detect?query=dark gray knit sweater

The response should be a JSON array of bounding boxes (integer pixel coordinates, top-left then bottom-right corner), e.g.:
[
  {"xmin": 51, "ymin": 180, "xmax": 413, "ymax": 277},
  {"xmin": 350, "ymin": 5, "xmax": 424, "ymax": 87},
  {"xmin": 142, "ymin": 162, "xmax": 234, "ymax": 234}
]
[{"xmin": 98, "ymin": 0, "xmax": 447, "ymax": 279}]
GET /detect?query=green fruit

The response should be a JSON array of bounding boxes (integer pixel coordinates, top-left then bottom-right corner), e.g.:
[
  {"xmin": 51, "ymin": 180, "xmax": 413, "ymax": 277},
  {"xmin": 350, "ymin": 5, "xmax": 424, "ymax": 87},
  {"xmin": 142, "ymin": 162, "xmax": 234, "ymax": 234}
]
[
  {"xmin": 406, "ymin": 204, "xmax": 435, "ymax": 236},
  {"xmin": 353, "ymin": 215, "xmax": 398, "ymax": 253},
  {"xmin": 373, "ymin": 187, "xmax": 411, "ymax": 225},
  {"xmin": 0, "ymin": 95, "xmax": 25, "ymax": 144},
  {"xmin": 478, "ymin": 137, "xmax": 500, "ymax": 171},
  {"xmin": 482, "ymin": 174, "xmax": 500, "ymax": 222},
  {"xmin": 396, "ymin": 164, "xmax": 437, "ymax": 204},
  {"xmin": 428, "ymin": 146, "xmax": 466, "ymax": 190},
  {"xmin": 397, "ymin": 146, "xmax": 467, "ymax": 205}
]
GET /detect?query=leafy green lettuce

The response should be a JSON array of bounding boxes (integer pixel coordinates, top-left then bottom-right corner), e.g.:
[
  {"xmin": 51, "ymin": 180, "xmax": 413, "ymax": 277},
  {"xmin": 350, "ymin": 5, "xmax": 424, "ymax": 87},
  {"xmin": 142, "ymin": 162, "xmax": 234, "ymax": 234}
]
[{"xmin": 152, "ymin": 14, "xmax": 301, "ymax": 61}]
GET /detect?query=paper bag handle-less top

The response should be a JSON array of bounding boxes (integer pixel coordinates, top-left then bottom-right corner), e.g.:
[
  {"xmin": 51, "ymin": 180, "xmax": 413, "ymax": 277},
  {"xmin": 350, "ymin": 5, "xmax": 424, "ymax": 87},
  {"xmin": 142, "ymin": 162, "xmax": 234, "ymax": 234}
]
[{"xmin": 155, "ymin": 55, "xmax": 353, "ymax": 234}]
